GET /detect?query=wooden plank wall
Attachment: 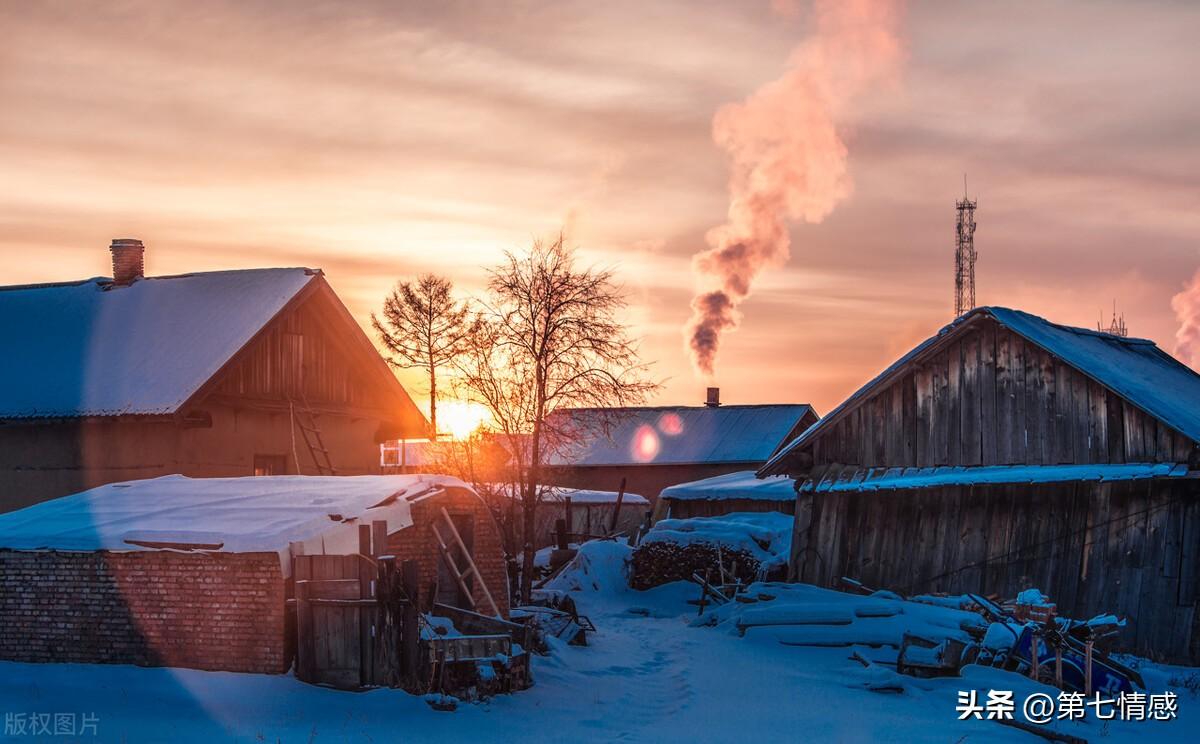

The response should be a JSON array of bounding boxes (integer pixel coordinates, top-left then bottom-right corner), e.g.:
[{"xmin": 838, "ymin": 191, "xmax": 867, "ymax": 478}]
[
  {"xmin": 214, "ymin": 291, "xmax": 389, "ymax": 408},
  {"xmin": 795, "ymin": 479, "xmax": 1200, "ymax": 663},
  {"xmin": 809, "ymin": 318, "xmax": 1195, "ymax": 468}
]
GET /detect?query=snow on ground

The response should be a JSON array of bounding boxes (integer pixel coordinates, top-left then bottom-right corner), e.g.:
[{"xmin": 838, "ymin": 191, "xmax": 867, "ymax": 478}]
[{"xmin": 3, "ymin": 540, "xmax": 1199, "ymax": 742}]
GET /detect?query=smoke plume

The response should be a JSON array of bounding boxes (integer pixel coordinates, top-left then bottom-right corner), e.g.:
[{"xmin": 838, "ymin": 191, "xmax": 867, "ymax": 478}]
[
  {"xmin": 686, "ymin": 0, "xmax": 904, "ymax": 377},
  {"xmin": 1171, "ymin": 269, "xmax": 1200, "ymax": 369}
]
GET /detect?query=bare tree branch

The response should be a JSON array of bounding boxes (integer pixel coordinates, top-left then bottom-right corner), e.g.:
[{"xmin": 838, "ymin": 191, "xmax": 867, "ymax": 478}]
[{"xmin": 452, "ymin": 233, "xmax": 660, "ymax": 602}]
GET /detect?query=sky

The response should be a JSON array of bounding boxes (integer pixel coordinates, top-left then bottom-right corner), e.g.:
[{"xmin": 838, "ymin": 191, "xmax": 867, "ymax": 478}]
[{"xmin": 2, "ymin": 0, "xmax": 1199, "ymax": 417}]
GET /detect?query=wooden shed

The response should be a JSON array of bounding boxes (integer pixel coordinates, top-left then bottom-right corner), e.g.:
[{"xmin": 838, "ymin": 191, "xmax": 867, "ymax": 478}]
[
  {"xmin": 658, "ymin": 470, "xmax": 796, "ymax": 520},
  {"xmin": 760, "ymin": 306, "xmax": 1200, "ymax": 662},
  {"xmin": 0, "ymin": 474, "xmax": 508, "ymax": 679},
  {"xmin": 0, "ymin": 238, "xmax": 427, "ymax": 513}
]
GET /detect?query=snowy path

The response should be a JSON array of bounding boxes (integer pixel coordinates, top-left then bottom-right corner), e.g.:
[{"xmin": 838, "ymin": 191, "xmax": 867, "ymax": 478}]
[{"xmin": 2, "ymin": 542, "xmax": 1198, "ymax": 742}]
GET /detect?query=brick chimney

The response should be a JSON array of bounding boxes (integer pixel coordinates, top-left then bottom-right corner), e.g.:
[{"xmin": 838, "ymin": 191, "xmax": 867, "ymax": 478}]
[
  {"xmin": 109, "ymin": 238, "xmax": 145, "ymax": 285},
  {"xmin": 705, "ymin": 387, "xmax": 720, "ymax": 407}
]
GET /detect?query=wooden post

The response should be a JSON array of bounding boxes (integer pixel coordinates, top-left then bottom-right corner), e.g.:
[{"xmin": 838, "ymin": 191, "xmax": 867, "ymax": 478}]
[
  {"xmin": 401, "ymin": 559, "xmax": 420, "ymax": 690},
  {"xmin": 610, "ymin": 477, "xmax": 627, "ymax": 534},
  {"xmin": 358, "ymin": 525, "xmax": 372, "ymax": 687},
  {"xmin": 1084, "ymin": 641, "xmax": 1093, "ymax": 695},
  {"xmin": 1055, "ymin": 648, "xmax": 1062, "ymax": 689},
  {"xmin": 295, "ymin": 580, "xmax": 313, "ymax": 682},
  {"xmin": 555, "ymin": 519, "xmax": 569, "ymax": 551},
  {"xmin": 371, "ymin": 520, "xmax": 388, "ymax": 558},
  {"xmin": 1030, "ymin": 635, "xmax": 1040, "ymax": 681},
  {"xmin": 564, "ymin": 496, "xmax": 573, "ymax": 541}
]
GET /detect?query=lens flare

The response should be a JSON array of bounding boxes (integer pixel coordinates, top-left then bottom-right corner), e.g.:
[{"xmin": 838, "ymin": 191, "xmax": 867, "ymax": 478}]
[
  {"xmin": 657, "ymin": 412, "xmax": 684, "ymax": 436},
  {"xmin": 631, "ymin": 424, "xmax": 661, "ymax": 462}
]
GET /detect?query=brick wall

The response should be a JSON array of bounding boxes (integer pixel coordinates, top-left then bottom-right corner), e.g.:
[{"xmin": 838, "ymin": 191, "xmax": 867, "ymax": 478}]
[
  {"xmin": 386, "ymin": 487, "xmax": 510, "ymax": 617},
  {"xmin": 0, "ymin": 549, "xmax": 287, "ymax": 674}
]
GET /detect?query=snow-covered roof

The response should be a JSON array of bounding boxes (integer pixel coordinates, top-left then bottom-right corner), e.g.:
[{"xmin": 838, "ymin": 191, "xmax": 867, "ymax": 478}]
[
  {"xmin": 796, "ymin": 463, "xmax": 1187, "ymax": 493},
  {"xmin": 0, "ymin": 268, "xmax": 317, "ymax": 418},
  {"xmin": 0, "ymin": 474, "xmax": 469, "ymax": 568},
  {"xmin": 492, "ymin": 483, "xmax": 649, "ymax": 505},
  {"xmin": 660, "ymin": 470, "xmax": 796, "ymax": 502},
  {"xmin": 545, "ymin": 404, "xmax": 816, "ymax": 467},
  {"xmin": 762, "ymin": 306, "xmax": 1200, "ymax": 475}
]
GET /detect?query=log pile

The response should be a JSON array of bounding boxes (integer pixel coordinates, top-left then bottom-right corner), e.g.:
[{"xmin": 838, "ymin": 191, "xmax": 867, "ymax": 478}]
[{"xmin": 630, "ymin": 540, "xmax": 759, "ymax": 590}]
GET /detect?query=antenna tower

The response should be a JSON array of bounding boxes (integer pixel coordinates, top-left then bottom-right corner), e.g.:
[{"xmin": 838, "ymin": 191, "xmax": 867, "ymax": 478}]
[
  {"xmin": 954, "ymin": 177, "xmax": 978, "ymax": 317},
  {"xmin": 1099, "ymin": 301, "xmax": 1128, "ymax": 337}
]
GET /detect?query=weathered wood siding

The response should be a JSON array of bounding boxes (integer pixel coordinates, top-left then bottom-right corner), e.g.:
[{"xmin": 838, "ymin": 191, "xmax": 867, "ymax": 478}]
[
  {"xmin": 810, "ymin": 317, "xmax": 1195, "ymax": 469},
  {"xmin": 0, "ymin": 287, "xmax": 419, "ymax": 512},
  {"xmin": 212, "ymin": 289, "xmax": 392, "ymax": 409},
  {"xmin": 792, "ymin": 478, "xmax": 1200, "ymax": 662},
  {"xmin": 665, "ymin": 498, "xmax": 794, "ymax": 520}
]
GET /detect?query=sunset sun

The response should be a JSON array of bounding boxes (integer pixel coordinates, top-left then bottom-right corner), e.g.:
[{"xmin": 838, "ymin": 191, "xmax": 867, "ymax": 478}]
[{"xmin": 435, "ymin": 400, "xmax": 491, "ymax": 440}]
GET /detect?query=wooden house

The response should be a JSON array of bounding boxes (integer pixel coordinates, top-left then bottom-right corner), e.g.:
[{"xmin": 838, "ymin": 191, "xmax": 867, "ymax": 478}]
[
  {"xmin": 542, "ymin": 392, "xmax": 817, "ymax": 504},
  {"xmin": 759, "ymin": 306, "xmax": 1200, "ymax": 662},
  {"xmin": 0, "ymin": 238, "xmax": 427, "ymax": 513}
]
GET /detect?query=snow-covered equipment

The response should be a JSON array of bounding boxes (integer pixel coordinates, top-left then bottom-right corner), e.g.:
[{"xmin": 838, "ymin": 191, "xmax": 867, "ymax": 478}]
[
  {"xmin": 512, "ymin": 605, "xmax": 594, "ymax": 647},
  {"xmin": 896, "ymin": 633, "xmax": 975, "ymax": 678}
]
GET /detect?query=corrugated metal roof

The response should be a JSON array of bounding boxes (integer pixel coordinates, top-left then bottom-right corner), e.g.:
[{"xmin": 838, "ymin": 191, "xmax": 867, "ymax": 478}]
[
  {"xmin": 797, "ymin": 463, "xmax": 1187, "ymax": 493},
  {"xmin": 0, "ymin": 268, "xmax": 316, "ymax": 418},
  {"xmin": 761, "ymin": 306, "xmax": 1200, "ymax": 475},
  {"xmin": 545, "ymin": 404, "xmax": 815, "ymax": 467}
]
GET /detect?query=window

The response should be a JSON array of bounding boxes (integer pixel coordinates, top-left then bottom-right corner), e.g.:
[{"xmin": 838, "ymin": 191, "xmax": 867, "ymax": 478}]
[{"xmin": 253, "ymin": 454, "xmax": 288, "ymax": 476}]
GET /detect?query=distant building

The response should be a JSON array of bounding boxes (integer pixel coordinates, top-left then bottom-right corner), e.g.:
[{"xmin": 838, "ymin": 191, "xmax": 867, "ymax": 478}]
[
  {"xmin": 493, "ymin": 484, "xmax": 650, "ymax": 548},
  {"xmin": 380, "ymin": 439, "xmax": 436, "ymax": 473},
  {"xmin": 541, "ymin": 390, "xmax": 818, "ymax": 504},
  {"xmin": 761, "ymin": 306, "xmax": 1200, "ymax": 663},
  {"xmin": 0, "ymin": 238, "xmax": 427, "ymax": 512}
]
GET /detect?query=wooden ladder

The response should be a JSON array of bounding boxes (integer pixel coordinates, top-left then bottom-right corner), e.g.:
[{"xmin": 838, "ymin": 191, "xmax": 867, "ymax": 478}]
[
  {"xmin": 431, "ymin": 507, "xmax": 500, "ymax": 617},
  {"xmin": 290, "ymin": 394, "xmax": 336, "ymax": 476}
]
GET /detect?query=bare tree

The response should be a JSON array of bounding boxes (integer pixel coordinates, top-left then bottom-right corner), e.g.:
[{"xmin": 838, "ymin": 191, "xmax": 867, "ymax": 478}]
[
  {"xmin": 372, "ymin": 274, "xmax": 474, "ymax": 439},
  {"xmin": 455, "ymin": 234, "xmax": 658, "ymax": 602}
]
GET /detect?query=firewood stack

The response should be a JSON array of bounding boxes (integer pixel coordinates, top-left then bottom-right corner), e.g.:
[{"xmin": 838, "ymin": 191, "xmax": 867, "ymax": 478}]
[{"xmin": 630, "ymin": 541, "xmax": 760, "ymax": 590}]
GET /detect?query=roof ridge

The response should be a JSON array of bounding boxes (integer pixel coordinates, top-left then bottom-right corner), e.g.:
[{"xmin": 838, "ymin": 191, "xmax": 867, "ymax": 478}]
[
  {"xmin": 0, "ymin": 267, "xmax": 320, "ymax": 294},
  {"xmin": 558, "ymin": 403, "xmax": 813, "ymax": 412},
  {"xmin": 0, "ymin": 277, "xmax": 105, "ymax": 293},
  {"xmin": 981, "ymin": 306, "xmax": 1155, "ymax": 346}
]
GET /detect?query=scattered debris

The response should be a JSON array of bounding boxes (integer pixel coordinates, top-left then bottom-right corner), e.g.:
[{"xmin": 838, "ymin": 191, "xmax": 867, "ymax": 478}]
[
  {"xmin": 896, "ymin": 633, "xmax": 973, "ymax": 678},
  {"xmin": 512, "ymin": 605, "xmax": 595, "ymax": 647},
  {"xmin": 419, "ymin": 609, "xmax": 533, "ymax": 700}
]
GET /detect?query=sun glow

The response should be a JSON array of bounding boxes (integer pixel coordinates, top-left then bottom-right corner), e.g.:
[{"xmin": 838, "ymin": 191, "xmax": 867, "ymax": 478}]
[{"xmin": 435, "ymin": 400, "xmax": 491, "ymax": 440}]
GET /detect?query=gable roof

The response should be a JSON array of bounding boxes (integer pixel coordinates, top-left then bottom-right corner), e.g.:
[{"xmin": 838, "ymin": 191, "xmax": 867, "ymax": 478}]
[
  {"xmin": 546, "ymin": 404, "xmax": 817, "ymax": 467},
  {"xmin": 761, "ymin": 306, "xmax": 1200, "ymax": 476},
  {"xmin": 0, "ymin": 268, "xmax": 314, "ymax": 418}
]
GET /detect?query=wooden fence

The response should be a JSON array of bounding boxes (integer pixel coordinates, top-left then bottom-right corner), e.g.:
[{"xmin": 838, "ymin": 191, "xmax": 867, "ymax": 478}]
[{"xmin": 292, "ymin": 522, "xmax": 420, "ymax": 689}]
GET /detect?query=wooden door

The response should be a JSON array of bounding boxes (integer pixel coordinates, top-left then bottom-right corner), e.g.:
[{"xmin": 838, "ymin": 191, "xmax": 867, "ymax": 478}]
[{"xmin": 296, "ymin": 578, "xmax": 364, "ymax": 688}]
